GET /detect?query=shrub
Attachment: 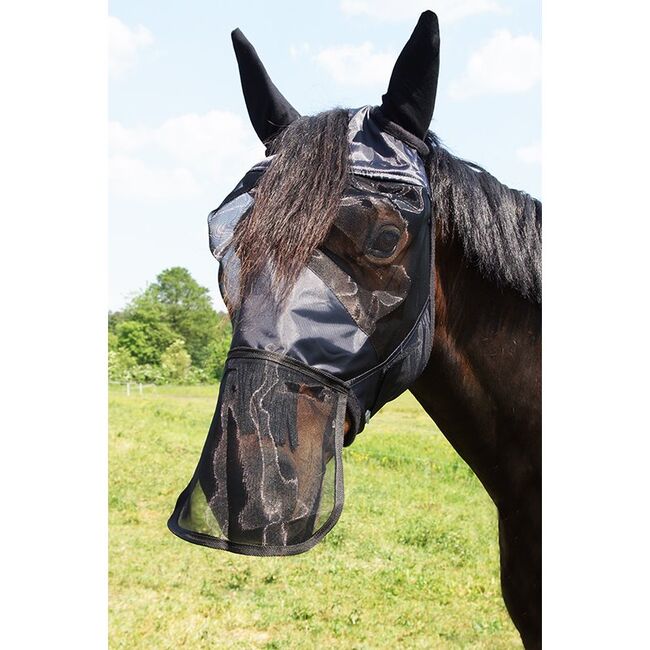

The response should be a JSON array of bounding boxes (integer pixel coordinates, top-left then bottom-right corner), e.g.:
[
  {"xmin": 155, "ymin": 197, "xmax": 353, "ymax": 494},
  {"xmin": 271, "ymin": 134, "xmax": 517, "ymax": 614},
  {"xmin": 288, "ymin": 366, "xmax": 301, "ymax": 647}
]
[
  {"xmin": 160, "ymin": 339, "xmax": 192, "ymax": 383},
  {"xmin": 129, "ymin": 363, "xmax": 166, "ymax": 384},
  {"xmin": 108, "ymin": 348, "xmax": 137, "ymax": 382}
]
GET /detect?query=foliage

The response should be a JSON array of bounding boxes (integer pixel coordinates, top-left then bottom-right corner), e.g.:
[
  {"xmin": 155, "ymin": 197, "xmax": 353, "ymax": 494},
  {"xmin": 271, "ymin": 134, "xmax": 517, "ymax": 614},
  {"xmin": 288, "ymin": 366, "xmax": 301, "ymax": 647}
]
[
  {"xmin": 203, "ymin": 314, "xmax": 232, "ymax": 381},
  {"xmin": 108, "ymin": 267, "xmax": 231, "ymax": 384},
  {"xmin": 113, "ymin": 319, "xmax": 176, "ymax": 366},
  {"xmin": 109, "ymin": 387, "xmax": 520, "ymax": 649},
  {"xmin": 129, "ymin": 363, "xmax": 166, "ymax": 385},
  {"xmin": 129, "ymin": 267, "xmax": 219, "ymax": 368},
  {"xmin": 160, "ymin": 340, "xmax": 192, "ymax": 383},
  {"xmin": 108, "ymin": 348, "xmax": 136, "ymax": 383}
]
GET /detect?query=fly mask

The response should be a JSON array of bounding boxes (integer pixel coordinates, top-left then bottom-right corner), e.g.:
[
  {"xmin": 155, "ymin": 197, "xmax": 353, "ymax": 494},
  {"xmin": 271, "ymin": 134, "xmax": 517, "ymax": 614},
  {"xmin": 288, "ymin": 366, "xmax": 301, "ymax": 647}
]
[{"xmin": 168, "ymin": 12, "xmax": 441, "ymax": 556}]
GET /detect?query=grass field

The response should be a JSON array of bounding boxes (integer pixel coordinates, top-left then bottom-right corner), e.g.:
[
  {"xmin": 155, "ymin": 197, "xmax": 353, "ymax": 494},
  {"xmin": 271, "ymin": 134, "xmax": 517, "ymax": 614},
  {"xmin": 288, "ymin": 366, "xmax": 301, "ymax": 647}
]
[{"xmin": 109, "ymin": 384, "xmax": 520, "ymax": 649}]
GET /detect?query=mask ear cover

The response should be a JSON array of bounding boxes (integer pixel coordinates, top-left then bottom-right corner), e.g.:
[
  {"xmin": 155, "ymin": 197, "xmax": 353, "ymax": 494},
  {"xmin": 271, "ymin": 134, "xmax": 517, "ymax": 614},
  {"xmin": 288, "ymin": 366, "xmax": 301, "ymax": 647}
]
[
  {"xmin": 231, "ymin": 28, "xmax": 300, "ymax": 146},
  {"xmin": 378, "ymin": 10, "xmax": 440, "ymax": 141}
]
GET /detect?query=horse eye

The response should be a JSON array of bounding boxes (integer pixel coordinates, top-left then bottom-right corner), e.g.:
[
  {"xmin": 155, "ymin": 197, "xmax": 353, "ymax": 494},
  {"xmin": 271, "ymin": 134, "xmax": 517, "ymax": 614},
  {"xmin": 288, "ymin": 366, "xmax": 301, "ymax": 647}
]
[{"xmin": 369, "ymin": 227, "xmax": 401, "ymax": 257}]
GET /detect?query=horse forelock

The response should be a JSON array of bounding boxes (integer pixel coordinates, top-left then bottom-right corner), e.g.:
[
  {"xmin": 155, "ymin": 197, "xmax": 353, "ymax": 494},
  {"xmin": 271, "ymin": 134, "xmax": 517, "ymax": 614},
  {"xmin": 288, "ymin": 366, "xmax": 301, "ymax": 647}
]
[{"xmin": 232, "ymin": 109, "xmax": 351, "ymax": 298}]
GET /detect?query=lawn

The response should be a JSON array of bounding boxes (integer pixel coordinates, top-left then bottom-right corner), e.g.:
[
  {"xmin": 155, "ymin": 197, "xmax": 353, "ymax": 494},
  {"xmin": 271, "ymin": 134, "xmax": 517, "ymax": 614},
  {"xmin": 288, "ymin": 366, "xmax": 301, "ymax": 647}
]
[{"xmin": 109, "ymin": 384, "xmax": 520, "ymax": 649}]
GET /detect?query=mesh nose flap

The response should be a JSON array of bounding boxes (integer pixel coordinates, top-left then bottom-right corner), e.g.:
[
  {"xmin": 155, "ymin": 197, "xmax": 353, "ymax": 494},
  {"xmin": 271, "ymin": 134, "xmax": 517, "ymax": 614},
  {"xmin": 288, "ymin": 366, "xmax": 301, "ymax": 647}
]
[{"xmin": 168, "ymin": 352, "xmax": 347, "ymax": 556}]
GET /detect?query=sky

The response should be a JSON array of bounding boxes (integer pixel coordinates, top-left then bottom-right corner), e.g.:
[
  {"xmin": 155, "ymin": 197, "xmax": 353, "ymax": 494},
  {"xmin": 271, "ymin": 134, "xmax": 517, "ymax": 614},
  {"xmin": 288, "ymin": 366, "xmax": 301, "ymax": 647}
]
[{"xmin": 109, "ymin": 0, "xmax": 540, "ymax": 313}]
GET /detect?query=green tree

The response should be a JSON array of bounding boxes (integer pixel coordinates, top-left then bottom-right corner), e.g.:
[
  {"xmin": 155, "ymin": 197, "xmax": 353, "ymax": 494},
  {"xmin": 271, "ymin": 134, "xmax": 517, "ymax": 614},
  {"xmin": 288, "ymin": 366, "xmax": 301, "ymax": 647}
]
[
  {"xmin": 108, "ymin": 330, "xmax": 119, "ymax": 352},
  {"xmin": 114, "ymin": 319, "xmax": 176, "ymax": 365},
  {"xmin": 108, "ymin": 267, "xmax": 231, "ymax": 384},
  {"xmin": 160, "ymin": 339, "xmax": 192, "ymax": 383},
  {"xmin": 127, "ymin": 267, "xmax": 219, "ymax": 368}
]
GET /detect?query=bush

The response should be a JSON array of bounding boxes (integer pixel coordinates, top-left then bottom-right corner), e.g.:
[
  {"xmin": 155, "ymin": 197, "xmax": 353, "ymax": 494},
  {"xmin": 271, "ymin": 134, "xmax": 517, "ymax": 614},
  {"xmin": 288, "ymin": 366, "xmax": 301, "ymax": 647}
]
[
  {"xmin": 108, "ymin": 348, "xmax": 137, "ymax": 382},
  {"xmin": 203, "ymin": 323, "xmax": 232, "ymax": 381},
  {"xmin": 185, "ymin": 366, "xmax": 213, "ymax": 385},
  {"xmin": 160, "ymin": 339, "xmax": 192, "ymax": 383},
  {"xmin": 129, "ymin": 363, "xmax": 166, "ymax": 384},
  {"xmin": 114, "ymin": 319, "xmax": 176, "ymax": 366}
]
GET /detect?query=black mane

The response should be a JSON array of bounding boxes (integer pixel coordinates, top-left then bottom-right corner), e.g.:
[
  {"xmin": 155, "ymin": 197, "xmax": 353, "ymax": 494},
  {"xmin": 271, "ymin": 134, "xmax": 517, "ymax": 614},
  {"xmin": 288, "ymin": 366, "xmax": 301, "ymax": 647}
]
[{"xmin": 427, "ymin": 132, "xmax": 542, "ymax": 303}]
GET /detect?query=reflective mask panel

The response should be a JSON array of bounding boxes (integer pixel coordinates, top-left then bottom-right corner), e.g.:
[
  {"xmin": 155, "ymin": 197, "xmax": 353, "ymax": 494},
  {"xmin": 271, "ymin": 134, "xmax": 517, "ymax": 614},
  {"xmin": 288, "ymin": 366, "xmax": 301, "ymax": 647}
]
[{"xmin": 168, "ymin": 107, "xmax": 434, "ymax": 554}]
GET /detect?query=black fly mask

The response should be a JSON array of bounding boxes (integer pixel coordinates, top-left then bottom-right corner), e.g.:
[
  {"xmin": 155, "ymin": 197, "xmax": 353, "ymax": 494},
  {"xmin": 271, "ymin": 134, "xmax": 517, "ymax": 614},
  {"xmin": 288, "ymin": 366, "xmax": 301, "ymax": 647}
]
[{"xmin": 169, "ymin": 11, "xmax": 441, "ymax": 555}]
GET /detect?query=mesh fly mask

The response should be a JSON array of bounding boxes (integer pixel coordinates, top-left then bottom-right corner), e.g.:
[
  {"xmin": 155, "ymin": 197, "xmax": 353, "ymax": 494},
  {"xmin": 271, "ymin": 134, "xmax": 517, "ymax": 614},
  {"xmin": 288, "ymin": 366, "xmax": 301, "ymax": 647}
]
[
  {"xmin": 168, "ymin": 107, "xmax": 435, "ymax": 555},
  {"xmin": 168, "ymin": 11, "xmax": 441, "ymax": 555}
]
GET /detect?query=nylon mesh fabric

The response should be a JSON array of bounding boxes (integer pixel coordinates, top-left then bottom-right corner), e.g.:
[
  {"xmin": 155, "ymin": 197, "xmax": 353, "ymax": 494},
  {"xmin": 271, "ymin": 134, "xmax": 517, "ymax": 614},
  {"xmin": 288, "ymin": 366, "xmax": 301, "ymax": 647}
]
[{"xmin": 168, "ymin": 352, "xmax": 347, "ymax": 555}]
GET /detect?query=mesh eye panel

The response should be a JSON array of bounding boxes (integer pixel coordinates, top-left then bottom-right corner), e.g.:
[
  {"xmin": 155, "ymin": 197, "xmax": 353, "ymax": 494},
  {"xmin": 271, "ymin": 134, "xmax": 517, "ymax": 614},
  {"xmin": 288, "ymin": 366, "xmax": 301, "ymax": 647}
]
[
  {"xmin": 168, "ymin": 352, "xmax": 347, "ymax": 556},
  {"xmin": 312, "ymin": 176, "xmax": 431, "ymax": 360}
]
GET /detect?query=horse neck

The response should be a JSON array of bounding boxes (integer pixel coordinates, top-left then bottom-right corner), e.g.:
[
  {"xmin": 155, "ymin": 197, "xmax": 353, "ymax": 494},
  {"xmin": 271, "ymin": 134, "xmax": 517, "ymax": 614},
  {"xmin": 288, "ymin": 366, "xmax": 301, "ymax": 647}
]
[{"xmin": 411, "ymin": 229, "xmax": 541, "ymax": 502}]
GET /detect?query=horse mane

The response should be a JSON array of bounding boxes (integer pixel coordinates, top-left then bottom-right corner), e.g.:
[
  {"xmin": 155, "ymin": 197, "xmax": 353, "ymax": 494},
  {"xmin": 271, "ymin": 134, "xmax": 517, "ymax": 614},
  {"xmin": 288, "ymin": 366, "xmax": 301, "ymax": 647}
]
[
  {"xmin": 233, "ymin": 107, "xmax": 541, "ymax": 303},
  {"xmin": 233, "ymin": 109, "xmax": 350, "ymax": 296},
  {"xmin": 427, "ymin": 133, "xmax": 542, "ymax": 303}
]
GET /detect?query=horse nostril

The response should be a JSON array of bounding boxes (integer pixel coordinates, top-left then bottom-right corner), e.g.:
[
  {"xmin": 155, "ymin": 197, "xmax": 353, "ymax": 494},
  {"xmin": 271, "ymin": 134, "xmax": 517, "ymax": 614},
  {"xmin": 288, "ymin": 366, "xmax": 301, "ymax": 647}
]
[{"xmin": 344, "ymin": 417, "xmax": 351, "ymax": 434}]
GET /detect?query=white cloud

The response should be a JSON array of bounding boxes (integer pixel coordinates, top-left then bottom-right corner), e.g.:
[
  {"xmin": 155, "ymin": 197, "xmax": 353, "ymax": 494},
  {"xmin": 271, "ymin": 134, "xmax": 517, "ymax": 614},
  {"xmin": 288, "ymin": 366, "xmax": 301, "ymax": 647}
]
[
  {"xmin": 109, "ymin": 111, "xmax": 264, "ymax": 201},
  {"xmin": 109, "ymin": 155, "xmax": 200, "ymax": 201},
  {"xmin": 109, "ymin": 16, "xmax": 153, "ymax": 79},
  {"xmin": 516, "ymin": 141, "xmax": 541, "ymax": 164},
  {"xmin": 340, "ymin": 0, "xmax": 504, "ymax": 24},
  {"xmin": 108, "ymin": 121, "xmax": 147, "ymax": 153},
  {"xmin": 449, "ymin": 29, "xmax": 541, "ymax": 100},
  {"xmin": 289, "ymin": 43, "xmax": 311, "ymax": 59},
  {"xmin": 315, "ymin": 42, "xmax": 396, "ymax": 86}
]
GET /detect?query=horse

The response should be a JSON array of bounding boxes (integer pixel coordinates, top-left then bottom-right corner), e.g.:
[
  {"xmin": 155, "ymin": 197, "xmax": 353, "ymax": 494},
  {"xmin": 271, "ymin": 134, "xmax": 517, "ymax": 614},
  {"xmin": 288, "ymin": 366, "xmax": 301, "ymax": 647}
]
[{"xmin": 168, "ymin": 11, "xmax": 541, "ymax": 649}]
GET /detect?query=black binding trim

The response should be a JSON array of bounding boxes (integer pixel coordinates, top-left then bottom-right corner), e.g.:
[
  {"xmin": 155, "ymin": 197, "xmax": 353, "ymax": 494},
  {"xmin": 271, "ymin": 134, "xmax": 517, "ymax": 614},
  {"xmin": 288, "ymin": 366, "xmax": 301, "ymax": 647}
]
[{"xmin": 227, "ymin": 347, "xmax": 349, "ymax": 393}]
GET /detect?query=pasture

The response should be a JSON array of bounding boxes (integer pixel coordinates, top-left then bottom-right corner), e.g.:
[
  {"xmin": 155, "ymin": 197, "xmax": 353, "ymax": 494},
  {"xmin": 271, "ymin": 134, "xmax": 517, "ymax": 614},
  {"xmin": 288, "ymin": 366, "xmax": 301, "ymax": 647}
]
[{"xmin": 109, "ymin": 384, "xmax": 520, "ymax": 648}]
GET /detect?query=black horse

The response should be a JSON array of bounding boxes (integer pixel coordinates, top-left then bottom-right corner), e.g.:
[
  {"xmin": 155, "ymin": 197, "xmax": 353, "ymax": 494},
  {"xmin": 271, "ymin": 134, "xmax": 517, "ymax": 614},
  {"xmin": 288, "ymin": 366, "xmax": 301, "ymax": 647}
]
[{"xmin": 169, "ymin": 11, "xmax": 541, "ymax": 649}]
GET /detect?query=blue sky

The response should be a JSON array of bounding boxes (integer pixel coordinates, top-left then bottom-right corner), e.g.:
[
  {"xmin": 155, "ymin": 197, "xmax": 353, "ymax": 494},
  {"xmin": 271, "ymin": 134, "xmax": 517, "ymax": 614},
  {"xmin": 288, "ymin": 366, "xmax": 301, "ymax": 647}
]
[{"xmin": 109, "ymin": 0, "xmax": 540, "ymax": 312}]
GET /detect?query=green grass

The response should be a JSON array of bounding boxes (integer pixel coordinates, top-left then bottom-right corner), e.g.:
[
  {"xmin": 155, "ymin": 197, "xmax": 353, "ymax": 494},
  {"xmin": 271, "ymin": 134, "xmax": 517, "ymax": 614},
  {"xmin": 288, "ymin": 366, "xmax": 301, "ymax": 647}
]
[{"xmin": 109, "ymin": 384, "xmax": 520, "ymax": 649}]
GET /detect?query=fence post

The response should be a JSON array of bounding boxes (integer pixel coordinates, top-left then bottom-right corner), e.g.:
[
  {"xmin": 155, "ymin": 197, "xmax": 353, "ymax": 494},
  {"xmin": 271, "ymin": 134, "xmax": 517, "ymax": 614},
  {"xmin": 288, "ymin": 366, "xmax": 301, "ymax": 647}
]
[
  {"xmin": 138, "ymin": 383, "xmax": 143, "ymax": 395},
  {"xmin": 126, "ymin": 382, "xmax": 130, "ymax": 396}
]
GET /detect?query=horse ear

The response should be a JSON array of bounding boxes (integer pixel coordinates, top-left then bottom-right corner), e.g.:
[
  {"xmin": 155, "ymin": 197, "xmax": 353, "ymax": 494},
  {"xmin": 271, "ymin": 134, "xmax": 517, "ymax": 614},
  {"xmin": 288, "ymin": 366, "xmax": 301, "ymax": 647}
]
[
  {"xmin": 379, "ymin": 11, "xmax": 440, "ymax": 140},
  {"xmin": 231, "ymin": 28, "xmax": 300, "ymax": 145}
]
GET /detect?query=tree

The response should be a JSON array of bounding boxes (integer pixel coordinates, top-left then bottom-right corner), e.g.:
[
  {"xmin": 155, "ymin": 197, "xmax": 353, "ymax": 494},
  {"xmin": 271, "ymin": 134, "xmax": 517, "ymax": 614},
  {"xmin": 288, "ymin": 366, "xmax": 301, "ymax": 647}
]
[
  {"xmin": 114, "ymin": 319, "xmax": 176, "ymax": 366},
  {"xmin": 107, "ymin": 267, "xmax": 232, "ymax": 384},
  {"xmin": 127, "ymin": 267, "xmax": 219, "ymax": 368}
]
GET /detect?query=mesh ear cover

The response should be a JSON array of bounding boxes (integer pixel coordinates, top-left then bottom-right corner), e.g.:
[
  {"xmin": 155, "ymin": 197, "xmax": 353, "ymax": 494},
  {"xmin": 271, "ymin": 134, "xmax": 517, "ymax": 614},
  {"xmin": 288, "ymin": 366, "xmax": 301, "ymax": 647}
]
[
  {"xmin": 232, "ymin": 28, "xmax": 300, "ymax": 144},
  {"xmin": 379, "ymin": 11, "xmax": 440, "ymax": 140}
]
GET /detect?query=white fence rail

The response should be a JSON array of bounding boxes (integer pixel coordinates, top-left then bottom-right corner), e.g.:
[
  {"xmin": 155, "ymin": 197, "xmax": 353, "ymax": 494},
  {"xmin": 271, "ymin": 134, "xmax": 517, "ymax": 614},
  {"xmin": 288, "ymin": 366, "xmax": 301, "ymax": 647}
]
[{"xmin": 109, "ymin": 381, "xmax": 156, "ymax": 396}]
